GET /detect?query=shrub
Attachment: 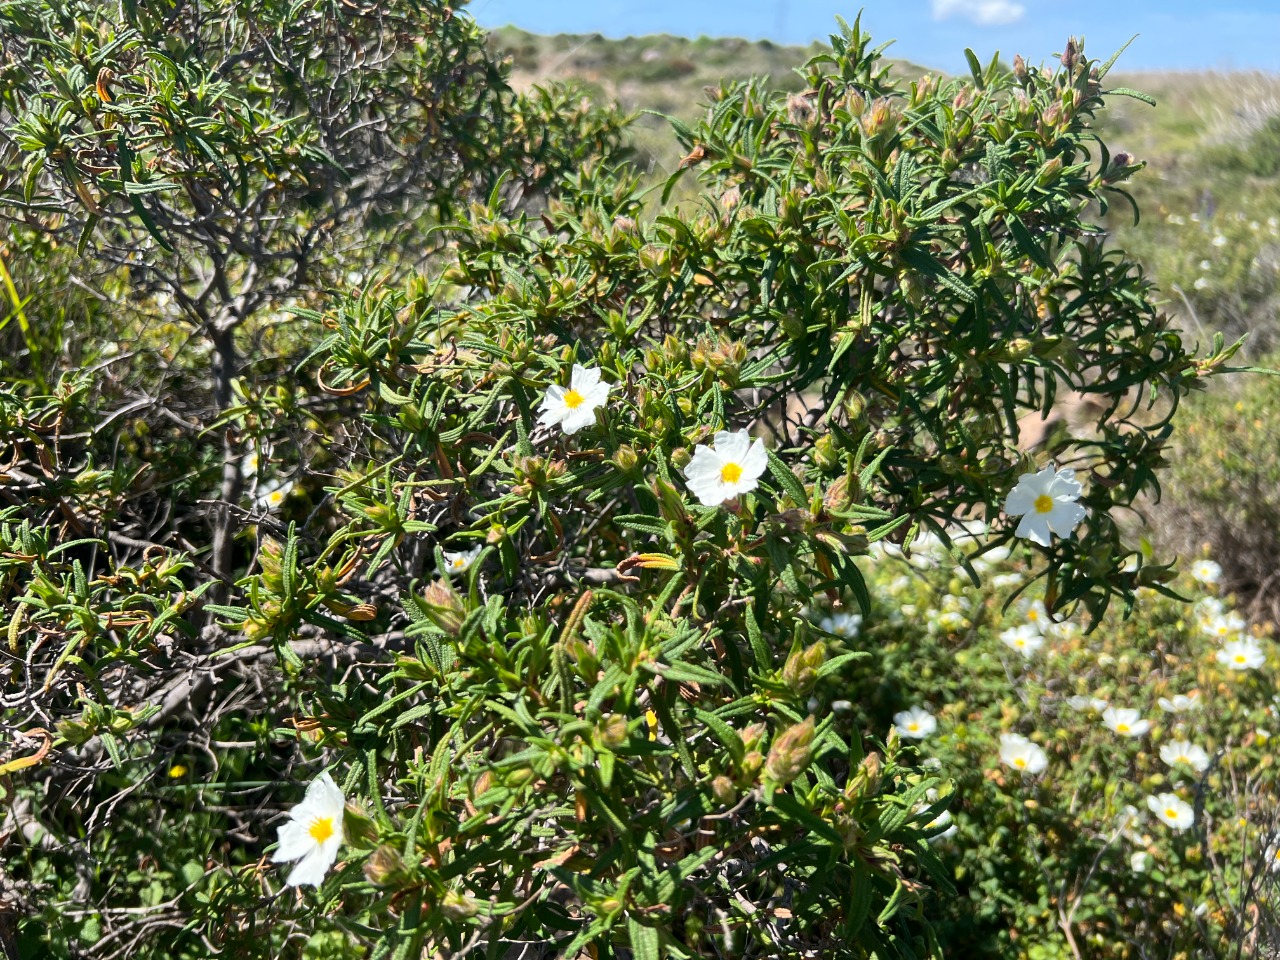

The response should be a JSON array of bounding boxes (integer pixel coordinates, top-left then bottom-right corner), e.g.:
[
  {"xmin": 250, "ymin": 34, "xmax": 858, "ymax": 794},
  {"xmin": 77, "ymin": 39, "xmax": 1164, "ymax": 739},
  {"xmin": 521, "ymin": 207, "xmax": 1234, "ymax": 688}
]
[{"xmin": 0, "ymin": 13, "xmax": 1249, "ymax": 960}]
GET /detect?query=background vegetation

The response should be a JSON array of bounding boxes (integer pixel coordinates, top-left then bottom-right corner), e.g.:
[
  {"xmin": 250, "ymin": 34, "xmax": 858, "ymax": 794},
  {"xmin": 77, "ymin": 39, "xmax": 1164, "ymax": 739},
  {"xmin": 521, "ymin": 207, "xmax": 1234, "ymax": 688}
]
[{"xmin": 0, "ymin": 4, "xmax": 1278, "ymax": 959}]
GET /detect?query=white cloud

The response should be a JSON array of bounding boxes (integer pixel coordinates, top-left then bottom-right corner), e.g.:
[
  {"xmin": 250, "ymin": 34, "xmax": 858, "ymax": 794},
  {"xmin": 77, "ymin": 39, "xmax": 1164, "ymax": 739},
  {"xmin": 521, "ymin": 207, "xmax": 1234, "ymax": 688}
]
[{"xmin": 931, "ymin": 0, "xmax": 1026, "ymax": 26}]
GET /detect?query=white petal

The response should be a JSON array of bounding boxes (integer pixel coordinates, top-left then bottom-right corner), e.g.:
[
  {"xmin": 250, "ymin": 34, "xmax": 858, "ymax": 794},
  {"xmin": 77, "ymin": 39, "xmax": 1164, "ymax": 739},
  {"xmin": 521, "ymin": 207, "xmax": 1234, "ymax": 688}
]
[
  {"xmin": 1014, "ymin": 513, "xmax": 1052, "ymax": 547},
  {"xmin": 740, "ymin": 438, "xmax": 768, "ymax": 479},
  {"xmin": 1046, "ymin": 501, "xmax": 1086, "ymax": 535},
  {"xmin": 308, "ymin": 772, "xmax": 345, "ymax": 813},
  {"xmin": 560, "ymin": 406, "xmax": 598, "ymax": 435},
  {"xmin": 1003, "ymin": 485, "xmax": 1038, "ymax": 516},
  {"xmin": 570, "ymin": 365, "xmax": 600, "ymax": 390},
  {"xmin": 285, "ymin": 846, "xmax": 337, "ymax": 887},
  {"xmin": 714, "ymin": 430, "xmax": 751, "ymax": 463},
  {"xmin": 684, "ymin": 446, "xmax": 724, "ymax": 480},
  {"xmin": 688, "ymin": 475, "xmax": 729, "ymax": 506},
  {"xmin": 272, "ymin": 820, "xmax": 313, "ymax": 863}
]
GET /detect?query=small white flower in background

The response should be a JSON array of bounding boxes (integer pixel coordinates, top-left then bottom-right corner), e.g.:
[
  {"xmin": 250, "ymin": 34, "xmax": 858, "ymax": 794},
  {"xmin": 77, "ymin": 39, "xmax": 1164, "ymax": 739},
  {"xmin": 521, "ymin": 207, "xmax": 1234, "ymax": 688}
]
[
  {"xmin": 537, "ymin": 364, "xmax": 613, "ymax": 435},
  {"xmin": 921, "ymin": 756, "xmax": 943, "ymax": 770},
  {"xmin": 1199, "ymin": 259, "xmax": 1213, "ymax": 270},
  {"xmin": 1217, "ymin": 636, "xmax": 1266, "ymax": 671},
  {"xmin": 1158, "ymin": 692, "xmax": 1200, "ymax": 713},
  {"xmin": 1146, "ymin": 793, "xmax": 1194, "ymax": 831},
  {"xmin": 443, "ymin": 545, "xmax": 483, "ymax": 576},
  {"xmin": 832, "ymin": 699, "xmax": 853, "ymax": 714},
  {"xmin": 991, "ymin": 572, "xmax": 1022, "ymax": 589},
  {"xmin": 273, "ymin": 771, "xmax": 346, "ymax": 887},
  {"xmin": 1102, "ymin": 707, "xmax": 1151, "ymax": 738},
  {"xmin": 999, "ymin": 733, "xmax": 1048, "ymax": 774},
  {"xmin": 1212, "ymin": 233, "xmax": 1228, "ymax": 247},
  {"xmin": 893, "ymin": 706, "xmax": 937, "ymax": 740},
  {"xmin": 1266, "ymin": 837, "xmax": 1280, "ymax": 873},
  {"xmin": 256, "ymin": 478, "xmax": 294, "ymax": 512},
  {"xmin": 1066, "ymin": 695, "xmax": 1108, "ymax": 714},
  {"xmin": 933, "ymin": 609, "xmax": 968, "ymax": 632},
  {"xmin": 1159, "ymin": 740, "xmax": 1210, "ymax": 774},
  {"xmin": 1003, "ymin": 465, "xmax": 1086, "ymax": 546},
  {"xmin": 1130, "ymin": 850, "xmax": 1150, "ymax": 873},
  {"xmin": 1016, "ymin": 598, "xmax": 1049, "ymax": 632},
  {"xmin": 1166, "ymin": 214, "xmax": 1186, "ymax": 225},
  {"xmin": 1193, "ymin": 277, "xmax": 1210, "ymax": 290},
  {"xmin": 1000, "ymin": 624, "xmax": 1043, "ymax": 658},
  {"xmin": 683, "ymin": 429, "xmax": 767, "ymax": 507},
  {"xmin": 1190, "ymin": 212, "xmax": 1201, "ymax": 222},
  {"xmin": 1202, "ymin": 611, "xmax": 1246, "ymax": 640},
  {"xmin": 917, "ymin": 791, "xmax": 957, "ymax": 841},
  {"xmin": 818, "ymin": 611, "xmax": 862, "ymax": 639}
]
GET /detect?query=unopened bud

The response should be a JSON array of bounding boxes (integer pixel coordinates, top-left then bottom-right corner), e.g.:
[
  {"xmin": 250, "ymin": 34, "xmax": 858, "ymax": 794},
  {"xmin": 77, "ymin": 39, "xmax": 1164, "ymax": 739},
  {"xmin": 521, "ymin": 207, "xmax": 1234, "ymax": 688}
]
[
  {"xmin": 440, "ymin": 889, "xmax": 480, "ymax": 921},
  {"xmin": 764, "ymin": 717, "xmax": 816, "ymax": 785},
  {"xmin": 421, "ymin": 580, "xmax": 465, "ymax": 635},
  {"xmin": 711, "ymin": 775, "xmax": 737, "ymax": 805},
  {"xmin": 782, "ymin": 641, "xmax": 827, "ymax": 694},
  {"xmin": 595, "ymin": 713, "xmax": 628, "ymax": 750},
  {"xmin": 363, "ymin": 844, "xmax": 408, "ymax": 887}
]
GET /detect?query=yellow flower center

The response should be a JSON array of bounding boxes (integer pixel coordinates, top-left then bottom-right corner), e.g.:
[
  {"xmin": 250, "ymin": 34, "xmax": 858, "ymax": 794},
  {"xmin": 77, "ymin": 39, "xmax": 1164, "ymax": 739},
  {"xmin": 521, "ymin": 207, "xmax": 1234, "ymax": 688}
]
[
  {"xmin": 1116, "ymin": 724, "xmax": 1130, "ymax": 734},
  {"xmin": 1014, "ymin": 757, "xmax": 1027, "ymax": 768},
  {"xmin": 1165, "ymin": 808, "xmax": 1178, "ymax": 820},
  {"xmin": 719, "ymin": 461, "xmax": 743, "ymax": 484},
  {"xmin": 168, "ymin": 764, "xmax": 187, "ymax": 778},
  {"xmin": 1015, "ymin": 639, "xmax": 1026, "ymax": 648},
  {"xmin": 308, "ymin": 816, "xmax": 335, "ymax": 844},
  {"xmin": 1033, "ymin": 494, "xmax": 1054, "ymax": 514},
  {"xmin": 563, "ymin": 389, "xmax": 585, "ymax": 410},
  {"xmin": 1235, "ymin": 654, "xmax": 1247, "ymax": 664},
  {"xmin": 452, "ymin": 558, "xmax": 467, "ymax": 569},
  {"xmin": 907, "ymin": 723, "xmax": 919, "ymax": 732}
]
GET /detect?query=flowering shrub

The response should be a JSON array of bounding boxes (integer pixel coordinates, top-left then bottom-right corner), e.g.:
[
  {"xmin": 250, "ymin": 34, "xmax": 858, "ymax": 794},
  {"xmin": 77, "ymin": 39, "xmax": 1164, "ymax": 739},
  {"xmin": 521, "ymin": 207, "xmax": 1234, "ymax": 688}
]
[
  {"xmin": 848, "ymin": 529, "xmax": 1279, "ymax": 957},
  {"xmin": 0, "ymin": 10, "xmax": 1255, "ymax": 960}
]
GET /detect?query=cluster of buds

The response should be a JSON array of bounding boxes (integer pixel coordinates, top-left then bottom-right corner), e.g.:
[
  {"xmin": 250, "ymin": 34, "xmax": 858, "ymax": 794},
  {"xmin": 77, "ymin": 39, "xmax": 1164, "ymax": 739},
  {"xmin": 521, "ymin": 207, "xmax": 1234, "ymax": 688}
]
[
  {"xmin": 690, "ymin": 335, "xmax": 748, "ymax": 388},
  {"xmin": 782, "ymin": 640, "xmax": 827, "ymax": 695},
  {"xmin": 511, "ymin": 454, "xmax": 566, "ymax": 498}
]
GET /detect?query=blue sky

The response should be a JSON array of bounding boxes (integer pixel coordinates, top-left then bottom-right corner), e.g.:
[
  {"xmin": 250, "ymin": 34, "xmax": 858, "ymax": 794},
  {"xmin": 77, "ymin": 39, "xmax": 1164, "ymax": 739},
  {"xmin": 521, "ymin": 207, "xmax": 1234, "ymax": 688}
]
[{"xmin": 467, "ymin": 0, "xmax": 1280, "ymax": 73}]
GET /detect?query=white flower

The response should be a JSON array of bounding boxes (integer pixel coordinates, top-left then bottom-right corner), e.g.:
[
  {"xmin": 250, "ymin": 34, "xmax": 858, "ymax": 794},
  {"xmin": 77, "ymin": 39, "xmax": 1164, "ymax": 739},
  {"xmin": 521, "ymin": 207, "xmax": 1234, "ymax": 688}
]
[
  {"xmin": 999, "ymin": 733, "xmax": 1048, "ymax": 774},
  {"xmin": 443, "ymin": 545, "xmax": 483, "ymax": 576},
  {"xmin": 256, "ymin": 478, "xmax": 294, "ymax": 512},
  {"xmin": 1003, "ymin": 465, "xmax": 1086, "ymax": 546},
  {"xmin": 1066, "ymin": 695, "xmax": 1108, "ymax": 713},
  {"xmin": 893, "ymin": 706, "xmax": 937, "ymax": 740},
  {"xmin": 1217, "ymin": 636, "xmax": 1265, "ymax": 671},
  {"xmin": 683, "ymin": 429, "xmax": 767, "ymax": 506},
  {"xmin": 818, "ymin": 611, "xmax": 862, "ymax": 639},
  {"xmin": 273, "ymin": 771, "xmax": 346, "ymax": 887},
  {"xmin": 831, "ymin": 699, "xmax": 853, "ymax": 713},
  {"xmin": 1158, "ymin": 692, "xmax": 1200, "ymax": 714},
  {"xmin": 921, "ymin": 806, "xmax": 957, "ymax": 841},
  {"xmin": 1266, "ymin": 837, "xmax": 1280, "ymax": 873},
  {"xmin": 1166, "ymin": 214, "xmax": 1186, "ymax": 225},
  {"xmin": 1159, "ymin": 740, "xmax": 1210, "ymax": 774},
  {"xmin": 537, "ymin": 364, "xmax": 612, "ymax": 435},
  {"xmin": 991, "ymin": 572, "xmax": 1022, "ymax": 589},
  {"xmin": 1187, "ymin": 560, "xmax": 1218, "ymax": 583},
  {"xmin": 1193, "ymin": 277, "xmax": 1210, "ymax": 290},
  {"xmin": 1212, "ymin": 233, "xmax": 1228, "ymax": 247},
  {"xmin": 933, "ymin": 609, "xmax": 968, "ymax": 632},
  {"xmin": 1202, "ymin": 611, "xmax": 1246, "ymax": 640},
  {"xmin": 1146, "ymin": 792, "xmax": 1194, "ymax": 831},
  {"xmin": 1199, "ymin": 259, "xmax": 1213, "ymax": 270},
  {"xmin": 1017, "ymin": 598, "xmax": 1049, "ymax": 632},
  {"xmin": 1130, "ymin": 850, "xmax": 1149, "ymax": 873},
  {"xmin": 1001, "ymin": 623, "xmax": 1044, "ymax": 658},
  {"xmin": 1102, "ymin": 707, "xmax": 1151, "ymax": 738}
]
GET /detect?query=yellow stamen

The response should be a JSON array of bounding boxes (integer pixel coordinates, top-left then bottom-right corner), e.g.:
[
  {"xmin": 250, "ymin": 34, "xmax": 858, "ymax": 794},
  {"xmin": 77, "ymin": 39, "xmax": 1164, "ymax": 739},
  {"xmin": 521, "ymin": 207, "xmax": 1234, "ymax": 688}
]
[
  {"xmin": 1116, "ymin": 724, "xmax": 1130, "ymax": 734},
  {"xmin": 308, "ymin": 816, "xmax": 334, "ymax": 844},
  {"xmin": 719, "ymin": 461, "xmax": 743, "ymax": 484},
  {"xmin": 1033, "ymin": 494, "xmax": 1054, "ymax": 514},
  {"xmin": 1014, "ymin": 758, "xmax": 1027, "ymax": 768},
  {"xmin": 563, "ymin": 389, "xmax": 585, "ymax": 410},
  {"xmin": 1165, "ymin": 808, "xmax": 1178, "ymax": 820}
]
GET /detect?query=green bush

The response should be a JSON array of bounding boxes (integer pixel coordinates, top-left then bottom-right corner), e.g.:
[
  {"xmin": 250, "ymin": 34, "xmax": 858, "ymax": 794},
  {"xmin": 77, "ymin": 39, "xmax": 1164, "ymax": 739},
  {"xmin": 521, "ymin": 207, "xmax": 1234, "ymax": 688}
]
[{"xmin": 0, "ymin": 12, "xmax": 1254, "ymax": 960}]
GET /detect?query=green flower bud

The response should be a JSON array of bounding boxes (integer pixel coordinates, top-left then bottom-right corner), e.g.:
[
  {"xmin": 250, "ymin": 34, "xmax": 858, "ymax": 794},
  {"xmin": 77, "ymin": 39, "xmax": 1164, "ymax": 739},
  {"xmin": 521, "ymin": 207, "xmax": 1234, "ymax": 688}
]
[
  {"xmin": 440, "ymin": 889, "xmax": 480, "ymax": 921},
  {"xmin": 363, "ymin": 844, "xmax": 409, "ymax": 887},
  {"xmin": 764, "ymin": 717, "xmax": 816, "ymax": 785}
]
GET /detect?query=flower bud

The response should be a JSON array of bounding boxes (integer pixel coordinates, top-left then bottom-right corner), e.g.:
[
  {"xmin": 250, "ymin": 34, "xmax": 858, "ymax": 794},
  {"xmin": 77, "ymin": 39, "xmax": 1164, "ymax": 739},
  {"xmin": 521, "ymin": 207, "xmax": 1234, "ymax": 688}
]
[
  {"xmin": 421, "ymin": 579, "xmax": 465, "ymax": 635},
  {"xmin": 1012, "ymin": 54, "xmax": 1028, "ymax": 82},
  {"xmin": 711, "ymin": 775, "xmax": 737, "ymax": 805},
  {"xmin": 764, "ymin": 717, "xmax": 816, "ymax": 785},
  {"xmin": 343, "ymin": 802, "xmax": 379, "ymax": 849},
  {"xmin": 1037, "ymin": 156, "xmax": 1064, "ymax": 186},
  {"xmin": 783, "ymin": 641, "xmax": 827, "ymax": 695},
  {"xmin": 611, "ymin": 444, "xmax": 639, "ymax": 473},
  {"xmin": 595, "ymin": 713, "xmax": 628, "ymax": 750},
  {"xmin": 363, "ymin": 844, "xmax": 409, "ymax": 887},
  {"xmin": 440, "ymin": 889, "xmax": 480, "ymax": 921}
]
